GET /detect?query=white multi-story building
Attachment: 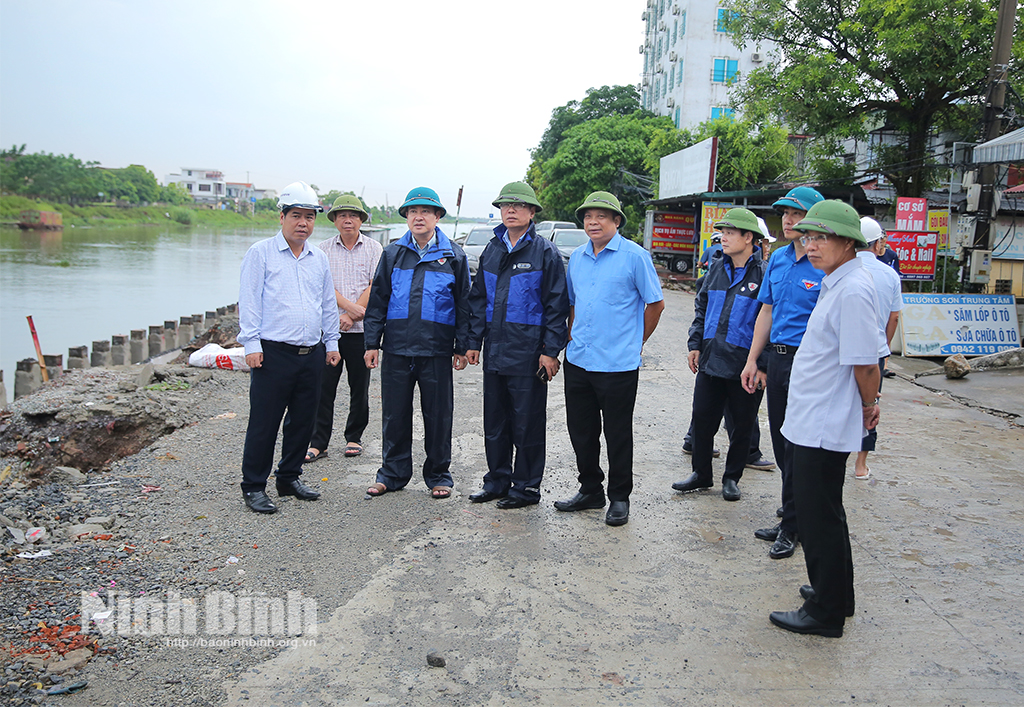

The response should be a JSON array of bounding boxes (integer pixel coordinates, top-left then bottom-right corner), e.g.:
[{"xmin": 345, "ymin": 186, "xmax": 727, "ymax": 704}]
[
  {"xmin": 164, "ymin": 168, "xmax": 226, "ymax": 203},
  {"xmin": 640, "ymin": 1, "xmax": 774, "ymax": 128}
]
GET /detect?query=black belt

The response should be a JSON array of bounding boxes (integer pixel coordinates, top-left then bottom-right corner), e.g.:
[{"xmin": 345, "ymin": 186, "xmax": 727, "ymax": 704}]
[
  {"xmin": 771, "ymin": 343, "xmax": 797, "ymax": 355},
  {"xmin": 262, "ymin": 339, "xmax": 320, "ymax": 355}
]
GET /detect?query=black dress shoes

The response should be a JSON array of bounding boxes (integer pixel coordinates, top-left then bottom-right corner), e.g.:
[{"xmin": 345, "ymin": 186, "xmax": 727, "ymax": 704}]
[
  {"xmin": 722, "ymin": 479, "xmax": 741, "ymax": 501},
  {"xmin": 469, "ymin": 490, "xmax": 506, "ymax": 503},
  {"xmin": 495, "ymin": 496, "xmax": 538, "ymax": 509},
  {"xmin": 276, "ymin": 478, "xmax": 321, "ymax": 500},
  {"xmin": 243, "ymin": 490, "xmax": 278, "ymax": 514},
  {"xmin": 754, "ymin": 523, "xmax": 780, "ymax": 542},
  {"xmin": 776, "ymin": 506, "xmax": 784, "ymax": 518},
  {"xmin": 605, "ymin": 500, "xmax": 629, "ymax": 526},
  {"xmin": 554, "ymin": 492, "xmax": 606, "ymax": 512},
  {"xmin": 799, "ymin": 585, "xmax": 854, "ymax": 617},
  {"xmin": 769, "ymin": 608, "xmax": 843, "ymax": 638},
  {"xmin": 769, "ymin": 529, "xmax": 799, "ymax": 559},
  {"xmin": 671, "ymin": 473, "xmax": 713, "ymax": 493}
]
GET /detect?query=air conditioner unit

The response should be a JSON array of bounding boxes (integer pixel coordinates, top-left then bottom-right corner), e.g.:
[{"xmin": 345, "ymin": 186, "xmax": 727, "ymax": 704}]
[
  {"xmin": 642, "ymin": 11, "xmax": 648, "ymax": 21},
  {"xmin": 670, "ymin": 52, "xmax": 677, "ymax": 61},
  {"xmin": 672, "ymin": 5, "xmax": 680, "ymax": 14},
  {"xmin": 659, "ymin": 21, "xmax": 666, "ymax": 31},
  {"xmin": 751, "ymin": 52, "xmax": 763, "ymax": 63},
  {"xmin": 642, "ymin": 77, "xmax": 649, "ymax": 87},
  {"xmin": 667, "ymin": 98, "xmax": 675, "ymax": 107},
  {"xmin": 656, "ymin": 66, "xmax": 664, "ymax": 74},
  {"xmin": 639, "ymin": 45, "xmax": 645, "ymax": 54}
]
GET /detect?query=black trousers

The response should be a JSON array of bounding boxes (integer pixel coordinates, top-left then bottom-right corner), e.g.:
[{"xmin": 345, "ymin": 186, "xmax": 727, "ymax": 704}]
[
  {"xmin": 767, "ymin": 347, "xmax": 798, "ymax": 533},
  {"xmin": 376, "ymin": 353, "xmax": 454, "ymax": 490},
  {"xmin": 860, "ymin": 358, "xmax": 886, "ymax": 452},
  {"xmin": 564, "ymin": 361, "xmax": 638, "ymax": 503},
  {"xmin": 690, "ymin": 371, "xmax": 763, "ymax": 484},
  {"xmin": 481, "ymin": 371, "xmax": 548, "ymax": 502},
  {"xmin": 241, "ymin": 341, "xmax": 325, "ymax": 492},
  {"xmin": 683, "ymin": 405, "xmax": 763, "ymax": 462},
  {"xmin": 309, "ymin": 332, "xmax": 371, "ymax": 451},
  {"xmin": 793, "ymin": 444, "xmax": 854, "ymax": 625}
]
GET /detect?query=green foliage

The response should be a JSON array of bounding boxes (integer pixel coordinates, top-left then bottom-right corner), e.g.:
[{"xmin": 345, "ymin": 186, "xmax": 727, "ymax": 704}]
[
  {"xmin": 531, "ymin": 85, "xmax": 650, "ymax": 163},
  {"xmin": 170, "ymin": 207, "xmax": 194, "ymax": 225},
  {"xmin": 160, "ymin": 182, "xmax": 193, "ymax": 206},
  {"xmin": 725, "ymin": 0, "xmax": 1022, "ymax": 197},
  {"xmin": 529, "ymin": 111, "xmax": 678, "ymax": 233},
  {"xmin": 804, "ymin": 138, "xmax": 858, "ymax": 185}
]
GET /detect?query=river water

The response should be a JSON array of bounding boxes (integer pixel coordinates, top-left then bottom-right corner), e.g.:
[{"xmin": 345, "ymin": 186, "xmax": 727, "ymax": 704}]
[{"xmin": 0, "ymin": 220, "xmax": 483, "ymax": 391}]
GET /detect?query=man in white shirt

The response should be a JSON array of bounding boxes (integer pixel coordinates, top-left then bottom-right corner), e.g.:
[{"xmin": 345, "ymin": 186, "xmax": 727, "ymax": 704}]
[
  {"xmin": 853, "ymin": 217, "xmax": 903, "ymax": 480},
  {"xmin": 769, "ymin": 200, "xmax": 880, "ymax": 638}
]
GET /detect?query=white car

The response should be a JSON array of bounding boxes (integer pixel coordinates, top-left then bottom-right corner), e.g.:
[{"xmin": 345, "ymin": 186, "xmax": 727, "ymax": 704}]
[
  {"xmin": 549, "ymin": 228, "xmax": 588, "ymax": 264},
  {"xmin": 534, "ymin": 220, "xmax": 576, "ymax": 239},
  {"xmin": 461, "ymin": 226, "xmax": 494, "ymax": 275}
]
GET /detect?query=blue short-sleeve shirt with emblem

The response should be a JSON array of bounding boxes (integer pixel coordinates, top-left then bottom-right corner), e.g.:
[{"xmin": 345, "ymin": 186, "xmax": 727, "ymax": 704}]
[{"xmin": 757, "ymin": 242, "xmax": 825, "ymax": 347}]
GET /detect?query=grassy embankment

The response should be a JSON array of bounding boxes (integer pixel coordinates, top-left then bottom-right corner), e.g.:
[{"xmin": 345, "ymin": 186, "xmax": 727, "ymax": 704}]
[{"xmin": 0, "ymin": 195, "xmax": 282, "ymax": 228}]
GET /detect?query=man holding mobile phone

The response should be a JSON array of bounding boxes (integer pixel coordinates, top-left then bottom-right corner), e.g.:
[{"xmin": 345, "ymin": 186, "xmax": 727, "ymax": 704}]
[{"xmin": 465, "ymin": 182, "xmax": 569, "ymax": 508}]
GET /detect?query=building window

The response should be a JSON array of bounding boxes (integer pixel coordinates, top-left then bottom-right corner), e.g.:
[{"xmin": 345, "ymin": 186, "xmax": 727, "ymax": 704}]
[
  {"xmin": 185, "ymin": 183, "xmax": 192, "ymax": 191},
  {"xmin": 675, "ymin": 106, "xmax": 681, "ymax": 128},
  {"xmin": 199, "ymin": 184, "xmax": 211, "ymax": 192},
  {"xmin": 677, "ymin": 59, "xmax": 684, "ymax": 86},
  {"xmin": 653, "ymin": 77, "xmax": 659, "ymax": 100},
  {"xmin": 717, "ymin": 8, "xmax": 739, "ymax": 32},
  {"xmin": 680, "ymin": 11, "xmax": 686, "ymax": 35},
  {"xmin": 672, "ymin": 20, "xmax": 677, "ymax": 44},
  {"xmin": 712, "ymin": 58, "xmax": 739, "ymax": 83},
  {"xmin": 711, "ymin": 106, "xmax": 735, "ymax": 120},
  {"xmin": 662, "ymin": 75, "xmax": 668, "ymax": 98},
  {"xmin": 657, "ymin": 37, "xmax": 662, "ymax": 58},
  {"xmin": 670, "ymin": 65, "xmax": 675, "ymax": 88},
  {"xmin": 187, "ymin": 170, "xmax": 192, "ymax": 176}
]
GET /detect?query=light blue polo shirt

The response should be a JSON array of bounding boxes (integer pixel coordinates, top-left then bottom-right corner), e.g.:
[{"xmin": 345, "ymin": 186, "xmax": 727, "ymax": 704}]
[
  {"xmin": 757, "ymin": 242, "xmax": 825, "ymax": 347},
  {"xmin": 566, "ymin": 233, "xmax": 664, "ymax": 372}
]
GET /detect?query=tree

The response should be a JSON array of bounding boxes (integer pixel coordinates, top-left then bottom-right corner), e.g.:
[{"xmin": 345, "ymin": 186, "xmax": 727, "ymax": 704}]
[
  {"xmin": 529, "ymin": 112, "xmax": 680, "ymax": 232},
  {"xmin": 531, "ymin": 85, "xmax": 650, "ymax": 163},
  {"xmin": 643, "ymin": 116, "xmax": 795, "ymax": 193},
  {"xmin": 725, "ymin": 0, "xmax": 1022, "ymax": 197}
]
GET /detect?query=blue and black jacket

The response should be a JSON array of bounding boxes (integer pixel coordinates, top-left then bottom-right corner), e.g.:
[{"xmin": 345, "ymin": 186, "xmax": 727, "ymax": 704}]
[
  {"xmin": 688, "ymin": 248, "xmax": 768, "ymax": 379},
  {"xmin": 467, "ymin": 223, "xmax": 569, "ymax": 376},
  {"xmin": 364, "ymin": 228, "xmax": 471, "ymax": 357}
]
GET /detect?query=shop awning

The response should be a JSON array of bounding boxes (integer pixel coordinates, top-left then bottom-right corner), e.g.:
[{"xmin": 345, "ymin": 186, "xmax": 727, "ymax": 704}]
[{"xmin": 973, "ymin": 127, "xmax": 1024, "ymax": 164}]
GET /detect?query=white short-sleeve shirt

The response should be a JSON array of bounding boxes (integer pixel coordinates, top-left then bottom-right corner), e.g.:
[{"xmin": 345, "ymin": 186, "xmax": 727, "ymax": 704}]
[
  {"xmin": 782, "ymin": 257, "xmax": 879, "ymax": 452},
  {"xmin": 858, "ymin": 250, "xmax": 903, "ymax": 357}
]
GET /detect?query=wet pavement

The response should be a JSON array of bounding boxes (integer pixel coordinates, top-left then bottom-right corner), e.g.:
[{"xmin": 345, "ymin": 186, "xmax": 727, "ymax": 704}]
[{"xmin": 217, "ymin": 288, "xmax": 1024, "ymax": 706}]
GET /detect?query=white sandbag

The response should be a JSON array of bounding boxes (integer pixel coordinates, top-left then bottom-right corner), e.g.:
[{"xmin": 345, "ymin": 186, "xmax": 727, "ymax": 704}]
[{"xmin": 188, "ymin": 343, "xmax": 250, "ymax": 372}]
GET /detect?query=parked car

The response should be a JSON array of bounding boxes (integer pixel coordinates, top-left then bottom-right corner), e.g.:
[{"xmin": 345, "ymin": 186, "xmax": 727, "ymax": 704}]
[
  {"xmin": 534, "ymin": 220, "xmax": 576, "ymax": 239},
  {"xmin": 461, "ymin": 226, "xmax": 494, "ymax": 275},
  {"xmin": 549, "ymin": 228, "xmax": 589, "ymax": 264}
]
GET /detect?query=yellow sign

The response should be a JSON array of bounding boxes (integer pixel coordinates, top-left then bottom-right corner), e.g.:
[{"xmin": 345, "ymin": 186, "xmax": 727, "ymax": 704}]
[
  {"xmin": 699, "ymin": 202, "xmax": 732, "ymax": 261},
  {"xmin": 928, "ymin": 210, "xmax": 950, "ymax": 253}
]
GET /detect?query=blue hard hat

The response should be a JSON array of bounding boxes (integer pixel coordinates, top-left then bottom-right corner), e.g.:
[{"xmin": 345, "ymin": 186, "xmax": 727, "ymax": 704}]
[
  {"xmin": 399, "ymin": 187, "xmax": 447, "ymax": 218},
  {"xmin": 772, "ymin": 186, "xmax": 824, "ymax": 214}
]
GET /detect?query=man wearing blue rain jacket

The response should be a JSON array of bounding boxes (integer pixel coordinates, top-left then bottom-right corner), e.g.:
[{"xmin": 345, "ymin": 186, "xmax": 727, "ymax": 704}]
[
  {"xmin": 363, "ymin": 187, "xmax": 471, "ymax": 500},
  {"xmin": 465, "ymin": 182, "xmax": 569, "ymax": 509},
  {"xmin": 673, "ymin": 208, "xmax": 768, "ymax": 503}
]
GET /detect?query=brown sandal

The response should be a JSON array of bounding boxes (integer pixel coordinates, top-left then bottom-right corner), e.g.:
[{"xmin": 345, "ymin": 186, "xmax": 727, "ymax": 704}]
[{"xmin": 366, "ymin": 482, "xmax": 388, "ymax": 497}]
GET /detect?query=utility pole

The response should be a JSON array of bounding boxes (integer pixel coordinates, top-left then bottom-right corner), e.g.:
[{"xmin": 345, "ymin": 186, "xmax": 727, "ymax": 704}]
[{"xmin": 967, "ymin": 0, "xmax": 1017, "ymax": 292}]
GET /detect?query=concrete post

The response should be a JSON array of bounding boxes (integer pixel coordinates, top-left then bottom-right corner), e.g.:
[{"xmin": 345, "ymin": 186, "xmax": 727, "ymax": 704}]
[
  {"xmin": 110, "ymin": 335, "xmax": 129, "ymax": 365},
  {"xmin": 67, "ymin": 346, "xmax": 89, "ymax": 370},
  {"xmin": 206, "ymin": 310, "xmax": 219, "ymax": 327},
  {"xmin": 216, "ymin": 306, "xmax": 227, "ymax": 317},
  {"xmin": 0, "ymin": 371, "xmax": 8, "ymax": 411},
  {"xmin": 178, "ymin": 316, "xmax": 194, "ymax": 348},
  {"xmin": 43, "ymin": 354, "xmax": 63, "ymax": 379},
  {"xmin": 130, "ymin": 330, "xmax": 147, "ymax": 364},
  {"xmin": 14, "ymin": 359, "xmax": 42, "ymax": 400},
  {"xmin": 91, "ymin": 340, "xmax": 112, "ymax": 367},
  {"xmin": 226, "ymin": 303, "xmax": 237, "ymax": 315},
  {"xmin": 148, "ymin": 326, "xmax": 165, "ymax": 358},
  {"xmin": 192, "ymin": 313, "xmax": 205, "ymax": 335},
  {"xmin": 163, "ymin": 320, "xmax": 178, "ymax": 351}
]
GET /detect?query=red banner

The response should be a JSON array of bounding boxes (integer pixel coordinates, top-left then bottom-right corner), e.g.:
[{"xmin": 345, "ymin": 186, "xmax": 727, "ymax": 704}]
[
  {"xmin": 896, "ymin": 197, "xmax": 927, "ymax": 231},
  {"xmin": 887, "ymin": 230, "xmax": 937, "ymax": 281},
  {"xmin": 651, "ymin": 211, "xmax": 696, "ymax": 253}
]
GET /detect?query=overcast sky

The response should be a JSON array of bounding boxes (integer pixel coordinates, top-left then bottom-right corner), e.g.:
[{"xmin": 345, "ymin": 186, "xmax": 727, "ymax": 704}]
[{"xmin": 0, "ymin": 0, "xmax": 643, "ymax": 219}]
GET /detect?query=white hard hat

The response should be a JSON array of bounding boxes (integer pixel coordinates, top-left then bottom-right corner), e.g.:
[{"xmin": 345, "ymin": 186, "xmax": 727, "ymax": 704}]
[
  {"xmin": 860, "ymin": 217, "xmax": 884, "ymax": 244},
  {"xmin": 756, "ymin": 217, "xmax": 776, "ymax": 243},
  {"xmin": 277, "ymin": 181, "xmax": 323, "ymax": 212}
]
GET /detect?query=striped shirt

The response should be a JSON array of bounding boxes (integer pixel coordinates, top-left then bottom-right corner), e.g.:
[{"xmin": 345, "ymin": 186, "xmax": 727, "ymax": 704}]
[
  {"xmin": 238, "ymin": 232, "xmax": 340, "ymax": 355},
  {"xmin": 317, "ymin": 232, "xmax": 383, "ymax": 334}
]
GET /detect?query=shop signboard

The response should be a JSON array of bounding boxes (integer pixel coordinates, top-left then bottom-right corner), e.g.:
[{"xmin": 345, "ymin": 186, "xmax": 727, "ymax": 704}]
[
  {"xmin": 887, "ymin": 230, "xmax": 938, "ymax": 280},
  {"xmin": 900, "ymin": 293, "xmax": 1020, "ymax": 356}
]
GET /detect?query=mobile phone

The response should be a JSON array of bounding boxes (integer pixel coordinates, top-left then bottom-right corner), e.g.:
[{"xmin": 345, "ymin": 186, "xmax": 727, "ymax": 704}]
[{"xmin": 536, "ymin": 366, "xmax": 550, "ymax": 382}]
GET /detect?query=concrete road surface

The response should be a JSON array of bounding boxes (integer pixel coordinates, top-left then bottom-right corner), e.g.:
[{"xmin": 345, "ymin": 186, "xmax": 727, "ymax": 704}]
[{"xmin": 221, "ymin": 288, "xmax": 1023, "ymax": 706}]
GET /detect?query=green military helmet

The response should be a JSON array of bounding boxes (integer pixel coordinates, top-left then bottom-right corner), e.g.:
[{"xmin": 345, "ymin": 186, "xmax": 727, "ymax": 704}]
[
  {"xmin": 399, "ymin": 187, "xmax": 447, "ymax": 218},
  {"xmin": 326, "ymin": 194, "xmax": 370, "ymax": 223},
  {"xmin": 714, "ymin": 208, "xmax": 765, "ymax": 240},
  {"xmin": 575, "ymin": 191, "xmax": 627, "ymax": 227},
  {"xmin": 492, "ymin": 181, "xmax": 542, "ymax": 213},
  {"xmin": 793, "ymin": 200, "xmax": 866, "ymax": 245}
]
